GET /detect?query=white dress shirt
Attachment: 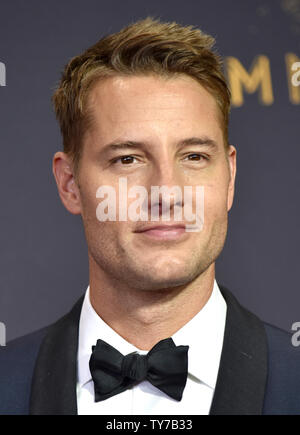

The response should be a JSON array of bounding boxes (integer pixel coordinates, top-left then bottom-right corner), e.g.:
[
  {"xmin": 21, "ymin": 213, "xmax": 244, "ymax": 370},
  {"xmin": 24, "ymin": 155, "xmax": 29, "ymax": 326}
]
[{"xmin": 76, "ymin": 279, "xmax": 227, "ymax": 415}]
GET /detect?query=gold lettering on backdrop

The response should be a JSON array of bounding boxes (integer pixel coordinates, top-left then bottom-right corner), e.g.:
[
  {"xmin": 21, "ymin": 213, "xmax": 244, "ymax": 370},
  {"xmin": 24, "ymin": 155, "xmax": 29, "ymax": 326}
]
[
  {"xmin": 285, "ymin": 53, "xmax": 300, "ymax": 104},
  {"xmin": 226, "ymin": 55, "xmax": 274, "ymax": 107}
]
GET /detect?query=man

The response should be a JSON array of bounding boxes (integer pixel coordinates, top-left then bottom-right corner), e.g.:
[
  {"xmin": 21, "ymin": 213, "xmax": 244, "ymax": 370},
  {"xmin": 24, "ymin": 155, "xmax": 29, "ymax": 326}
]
[{"xmin": 0, "ymin": 17, "xmax": 299, "ymax": 415}]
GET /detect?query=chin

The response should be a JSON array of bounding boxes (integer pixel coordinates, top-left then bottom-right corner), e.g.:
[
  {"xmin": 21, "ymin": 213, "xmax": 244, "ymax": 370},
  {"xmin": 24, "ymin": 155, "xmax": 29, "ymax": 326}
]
[{"xmin": 136, "ymin": 266, "xmax": 196, "ymax": 290}]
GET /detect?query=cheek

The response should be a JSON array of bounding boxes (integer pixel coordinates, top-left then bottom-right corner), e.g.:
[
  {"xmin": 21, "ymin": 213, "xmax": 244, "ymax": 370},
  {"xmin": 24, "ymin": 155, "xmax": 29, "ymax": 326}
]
[
  {"xmin": 80, "ymin": 188, "xmax": 98, "ymax": 222},
  {"xmin": 80, "ymin": 172, "xmax": 118, "ymax": 221},
  {"xmin": 203, "ymin": 182, "xmax": 228, "ymax": 225}
]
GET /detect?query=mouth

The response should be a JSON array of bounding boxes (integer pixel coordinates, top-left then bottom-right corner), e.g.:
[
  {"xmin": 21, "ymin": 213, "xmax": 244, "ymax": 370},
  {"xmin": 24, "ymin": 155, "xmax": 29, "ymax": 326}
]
[{"xmin": 134, "ymin": 224, "xmax": 188, "ymax": 241}]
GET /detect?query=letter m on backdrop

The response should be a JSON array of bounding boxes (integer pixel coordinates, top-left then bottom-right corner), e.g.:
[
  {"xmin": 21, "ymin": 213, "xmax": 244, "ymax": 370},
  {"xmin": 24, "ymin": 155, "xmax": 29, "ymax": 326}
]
[{"xmin": 226, "ymin": 55, "xmax": 273, "ymax": 107}]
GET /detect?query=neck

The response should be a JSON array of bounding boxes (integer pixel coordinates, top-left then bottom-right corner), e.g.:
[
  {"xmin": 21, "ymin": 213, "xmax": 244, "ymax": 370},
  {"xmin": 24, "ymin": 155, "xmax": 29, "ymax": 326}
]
[{"xmin": 89, "ymin": 259, "xmax": 215, "ymax": 351}]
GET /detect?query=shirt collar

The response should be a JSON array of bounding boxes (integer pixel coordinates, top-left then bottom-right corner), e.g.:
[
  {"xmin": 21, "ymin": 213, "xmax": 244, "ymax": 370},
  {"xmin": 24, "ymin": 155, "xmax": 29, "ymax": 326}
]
[{"xmin": 77, "ymin": 279, "xmax": 227, "ymax": 390}]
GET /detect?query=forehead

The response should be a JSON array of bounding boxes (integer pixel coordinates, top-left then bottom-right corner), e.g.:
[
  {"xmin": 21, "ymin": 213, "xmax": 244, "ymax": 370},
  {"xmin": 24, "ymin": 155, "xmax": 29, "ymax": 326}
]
[{"xmin": 85, "ymin": 74, "xmax": 223, "ymax": 145}]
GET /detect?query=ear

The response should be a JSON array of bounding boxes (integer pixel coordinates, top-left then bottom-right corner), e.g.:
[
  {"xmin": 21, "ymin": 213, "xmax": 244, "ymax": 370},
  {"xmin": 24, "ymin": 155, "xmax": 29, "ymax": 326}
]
[
  {"xmin": 226, "ymin": 145, "xmax": 237, "ymax": 212},
  {"xmin": 52, "ymin": 151, "xmax": 82, "ymax": 215}
]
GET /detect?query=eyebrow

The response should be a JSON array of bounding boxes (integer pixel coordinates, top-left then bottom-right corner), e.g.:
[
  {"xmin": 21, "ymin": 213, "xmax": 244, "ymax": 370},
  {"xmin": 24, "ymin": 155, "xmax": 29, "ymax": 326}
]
[{"xmin": 101, "ymin": 136, "xmax": 219, "ymax": 153}]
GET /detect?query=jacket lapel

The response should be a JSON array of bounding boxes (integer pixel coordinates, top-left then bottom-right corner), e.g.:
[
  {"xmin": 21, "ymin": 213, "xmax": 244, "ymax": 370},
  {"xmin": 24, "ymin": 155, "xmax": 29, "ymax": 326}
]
[
  {"xmin": 29, "ymin": 285, "xmax": 268, "ymax": 415},
  {"xmin": 209, "ymin": 285, "xmax": 268, "ymax": 415},
  {"xmin": 29, "ymin": 295, "xmax": 84, "ymax": 415}
]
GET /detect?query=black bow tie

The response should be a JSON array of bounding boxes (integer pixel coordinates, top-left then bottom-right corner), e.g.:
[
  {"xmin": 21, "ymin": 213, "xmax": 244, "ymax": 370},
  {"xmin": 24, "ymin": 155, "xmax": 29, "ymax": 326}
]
[{"xmin": 89, "ymin": 337, "xmax": 189, "ymax": 402}]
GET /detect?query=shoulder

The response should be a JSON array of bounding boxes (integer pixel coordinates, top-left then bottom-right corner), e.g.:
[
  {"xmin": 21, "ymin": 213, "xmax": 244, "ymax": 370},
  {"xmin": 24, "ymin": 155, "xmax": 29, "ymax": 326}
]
[
  {"xmin": 0, "ymin": 295, "xmax": 84, "ymax": 415},
  {"xmin": 220, "ymin": 284, "xmax": 300, "ymax": 367},
  {"xmin": 262, "ymin": 322, "xmax": 300, "ymax": 414},
  {"xmin": 0, "ymin": 326, "xmax": 49, "ymax": 414},
  {"xmin": 219, "ymin": 284, "xmax": 300, "ymax": 414},
  {"xmin": 263, "ymin": 321, "xmax": 297, "ymax": 353},
  {"xmin": 263, "ymin": 321, "xmax": 300, "ymax": 373}
]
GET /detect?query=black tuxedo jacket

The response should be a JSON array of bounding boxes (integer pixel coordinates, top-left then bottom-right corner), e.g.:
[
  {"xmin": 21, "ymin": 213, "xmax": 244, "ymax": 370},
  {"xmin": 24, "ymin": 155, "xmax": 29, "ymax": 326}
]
[{"xmin": 0, "ymin": 285, "xmax": 299, "ymax": 415}]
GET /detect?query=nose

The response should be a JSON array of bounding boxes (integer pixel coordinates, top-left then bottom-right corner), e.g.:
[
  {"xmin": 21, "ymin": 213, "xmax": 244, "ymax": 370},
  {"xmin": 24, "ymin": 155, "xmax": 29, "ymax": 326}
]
[{"xmin": 146, "ymin": 159, "xmax": 185, "ymax": 220}]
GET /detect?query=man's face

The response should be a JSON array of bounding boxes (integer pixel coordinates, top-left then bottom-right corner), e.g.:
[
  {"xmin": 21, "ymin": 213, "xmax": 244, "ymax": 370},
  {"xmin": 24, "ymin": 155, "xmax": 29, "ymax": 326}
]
[{"xmin": 74, "ymin": 74, "xmax": 236, "ymax": 290}]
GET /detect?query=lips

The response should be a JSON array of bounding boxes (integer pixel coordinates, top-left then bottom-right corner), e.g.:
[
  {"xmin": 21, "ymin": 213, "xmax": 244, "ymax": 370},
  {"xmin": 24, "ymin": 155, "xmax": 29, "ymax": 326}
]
[
  {"xmin": 135, "ymin": 223, "xmax": 185, "ymax": 232},
  {"xmin": 134, "ymin": 224, "xmax": 187, "ymax": 241}
]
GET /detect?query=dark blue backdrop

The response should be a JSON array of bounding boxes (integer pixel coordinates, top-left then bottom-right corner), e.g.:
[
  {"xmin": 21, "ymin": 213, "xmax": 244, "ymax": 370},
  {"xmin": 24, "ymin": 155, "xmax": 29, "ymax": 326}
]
[{"xmin": 0, "ymin": 0, "xmax": 299, "ymax": 341}]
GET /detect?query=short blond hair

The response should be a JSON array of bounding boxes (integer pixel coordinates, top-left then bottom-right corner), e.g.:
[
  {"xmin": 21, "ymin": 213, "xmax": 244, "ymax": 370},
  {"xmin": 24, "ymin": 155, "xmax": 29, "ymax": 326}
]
[{"xmin": 52, "ymin": 16, "xmax": 231, "ymax": 176}]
